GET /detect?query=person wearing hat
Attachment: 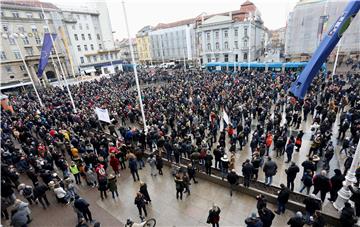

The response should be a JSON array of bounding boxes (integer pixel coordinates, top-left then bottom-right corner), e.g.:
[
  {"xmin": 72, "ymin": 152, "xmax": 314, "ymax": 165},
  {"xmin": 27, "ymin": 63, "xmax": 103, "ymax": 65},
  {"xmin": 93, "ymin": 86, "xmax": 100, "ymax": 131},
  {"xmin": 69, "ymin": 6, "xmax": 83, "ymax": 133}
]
[
  {"xmin": 244, "ymin": 212, "xmax": 263, "ymax": 227},
  {"xmin": 10, "ymin": 199, "xmax": 31, "ymax": 227},
  {"xmin": 329, "ymin": 169, "xmax": 345, "ymax": 202},
  {"xmin": 287, "ymin": 211, "xmax": 305, "ymax": 227},
  {"xmin": 107, "ymin": 174, "xmax": 119, "ymax": 199},
  {"xmin": 220, "ymin": 154, "xmax": 229, "ymax": 180}
]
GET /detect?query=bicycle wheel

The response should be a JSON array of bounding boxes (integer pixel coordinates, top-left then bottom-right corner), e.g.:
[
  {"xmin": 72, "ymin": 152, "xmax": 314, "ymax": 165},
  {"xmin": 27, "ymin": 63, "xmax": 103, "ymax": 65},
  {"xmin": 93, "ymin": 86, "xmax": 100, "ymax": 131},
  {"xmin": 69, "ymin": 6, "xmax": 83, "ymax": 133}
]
[{"xmin": 144, "ymin": 218, "xmax": 156, "ymax": 227}]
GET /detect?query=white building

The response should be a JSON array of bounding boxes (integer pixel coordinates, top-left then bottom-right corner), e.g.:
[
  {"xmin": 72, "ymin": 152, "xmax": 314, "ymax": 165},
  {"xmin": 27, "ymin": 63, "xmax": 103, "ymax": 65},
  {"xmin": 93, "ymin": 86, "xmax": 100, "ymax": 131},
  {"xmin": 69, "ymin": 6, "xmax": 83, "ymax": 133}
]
[
  {"xmin": 195, "ymin": 1, "xmax": 267, "ymax": 65},
  {"xmin": 0, "ymin": 0, "xmax": 69, "ymax": 89},
  {"xmin": 149, "ymin": 18, "xmax": 196, "ymax": 64},
  {"xmin": 285, "ymin": 0, "xmax": 360, "ymax": 61},
  {"xmin": 59, "ymin": 2, "xmax": 121, "ymax": 76}
]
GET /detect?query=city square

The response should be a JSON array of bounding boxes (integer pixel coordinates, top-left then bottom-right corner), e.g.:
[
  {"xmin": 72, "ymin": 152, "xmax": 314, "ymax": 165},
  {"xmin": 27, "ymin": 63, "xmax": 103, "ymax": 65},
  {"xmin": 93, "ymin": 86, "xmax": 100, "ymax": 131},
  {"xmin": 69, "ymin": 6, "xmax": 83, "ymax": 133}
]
[{"xmin": 1, "ymin": 0, "xmax": 360, "ymax": 227}]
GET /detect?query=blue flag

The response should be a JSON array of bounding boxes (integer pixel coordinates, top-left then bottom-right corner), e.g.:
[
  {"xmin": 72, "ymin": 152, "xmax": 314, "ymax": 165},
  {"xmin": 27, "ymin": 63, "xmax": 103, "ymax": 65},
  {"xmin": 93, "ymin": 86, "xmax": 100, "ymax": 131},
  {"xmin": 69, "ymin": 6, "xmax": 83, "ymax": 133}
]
[{"xmin": 37, "ymin": 33, "xmax": 57, "ymax": 78}]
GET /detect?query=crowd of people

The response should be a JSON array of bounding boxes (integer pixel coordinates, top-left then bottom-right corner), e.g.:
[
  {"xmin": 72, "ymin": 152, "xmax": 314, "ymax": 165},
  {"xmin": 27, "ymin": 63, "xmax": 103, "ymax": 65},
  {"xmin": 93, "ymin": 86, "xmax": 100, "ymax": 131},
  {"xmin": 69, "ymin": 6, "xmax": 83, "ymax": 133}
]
[{"xmin": 1, "ymin": 67, "xmax": 360, "ymax": 227}]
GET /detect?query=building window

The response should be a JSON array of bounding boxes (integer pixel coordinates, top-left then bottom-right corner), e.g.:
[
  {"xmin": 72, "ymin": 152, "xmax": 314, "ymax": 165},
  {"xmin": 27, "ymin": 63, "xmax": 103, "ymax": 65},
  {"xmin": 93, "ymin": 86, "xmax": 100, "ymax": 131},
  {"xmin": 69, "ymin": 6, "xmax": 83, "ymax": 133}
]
[
  {"xmin": 206, "ymin": 32, "xmax": 210, "ymax": 40},
  {"xmin": 234, "ymin": 41, "xmax": 238, "ymax": 49},
  {"xmin": 99, "ymin": 44, "xmax": 102, "ymax": 50},
  {"xmin": 81, "ymin": 34, "xmax": 85, "ymax": 40},
  {"xmin": 86, "ymin": 56, "xmax": 91, "ymax": 63},
  {"xmin": 207, "ymin": 57, "xmax": 211, "ymax": 63},
  {"xmin": 88, "ymin": 34, "xmax": 91, "ymax": 40},
  {"xmin": 43, "ymin": 26, "xmax": 49, "ymax": 33},
  {"xmin": 2, "ymin": 24, "xmax": 8, "ymax": 32},
  {"xmin": 97, "ymin": 34, "xmax": 100, "ymax": 40},
  {"xmin": 39, "ymin": 12, "xmax": 44, "ymax": 19},
  {"xmin": 110, "ymin": 53, "xmax": 113, "ymax": 59},
  {"xmin": 80, "ymin": 57, "xmax": 84, "ymax": 64},
  {"xmin": 18, "ymin": 26, "xmax": 25, "ymax": 33},
  {"xmin": 207, "ymin": 43, "xmax": 211, "ymax": 51},
  {"xmin": 244, "ymin": 27, "xmax": 248, "ymax": 36},
  {"xmin": 244, "ymin": 40, "xmax": 248, "ymax": 47},
  {"xmin": 5, "ymin": 66, "xmax": 12, "ymax": 72},
  {"xmin": 224, "ymin": 30, "xmax": 228, "ymax": 38},
  {"xmin": 105, "ymin": 54, "xmax": 109, "ymax": 60},
  {"xmin": 90, "ymin": 44, "xmax": 94, "ymax": 50},
  {"xmin": 79, "ymin": 23, "xmax": 82, "ymax": 30},
  {"xmin": 100, "ymin": 54, "xmax": 104, "ymax": 60},
  {"xmin": 224, "ymin": 54, "xmax": 228, "ymax": 62},
  {"xmin": 84, "ymin": 45, "xmax": 88, "ymax": 51},
  {"xmin": 0, "ymin": 51, "xmax": 6, "ymax": 60},
  {"xmin": 215, "ymin": 42, "xmax": 219, "ymax": 50},
  {"xmin": 1, "ymin": 11, "xmax": 4, "ymax": 17},
  {"xmin": 9, "ymin": 37, "xmax": 15, "ymax": 45},
  {"xmin": 215, "ymin": 31, "xmax": 219, "ymax": 39},
  {"xmin": 26, "ymin": 13, "xmax": 33, "ymax": 18},
  {"xmin": 74, "ymin": 34, "xmax": 78, "ymax": 41},
  {"xmin": 12, "ymin": 12, "xmax": 20, "ymax": 18},
  {"xmin": 234, "ymin": 29, "xmax": 238, "ymax": 37},
  {"xmin": 224, "ymin": 41, "xmax": 228, "ymax": 50},
  {"xmin": 25, "ymin": 47, "xmax": 33, "ymax": 56},
  {"xmin": 72, "ymin": 25, "xmax": 75, "ymax": 30},
  {"xmin": 93, "ymin": 55, "xmax": 97, "ymax": 62},
  {"xmin": 86, "ymin": 24, "xmax": 89, "ymax": 30},
  {"xmin": 77, "ymin": 45, "xmax": 81, "ymax": 51},
  {"xmin": 31, "ymin": 25, "xmax": 37, "ymax": 33},
  {"xmin": 115, "ymin": 53, "xmax": 118, "ymax": 59},
  {"xmin": 19, "ymin": 65, "xmax": 26, "ymax": 71},
  {"xmin": 22, "ymin": 37, "xmax": 30, "ymax": 45},
  {"xmin": 35, "ymin": 35, "xmax": 41, "ymax": 45},
  {"xmin": 243, "ymin": 52, "xmax": 248, "ymax": 60}
]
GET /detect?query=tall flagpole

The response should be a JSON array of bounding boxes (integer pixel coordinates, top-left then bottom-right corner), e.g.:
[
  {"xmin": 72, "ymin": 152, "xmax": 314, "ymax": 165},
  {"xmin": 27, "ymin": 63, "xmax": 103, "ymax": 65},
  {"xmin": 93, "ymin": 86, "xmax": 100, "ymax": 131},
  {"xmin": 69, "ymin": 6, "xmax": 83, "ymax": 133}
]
[
  {"xmin": 41, "ymin": 6, "xmax": 77, "ymax": 113},
  {"xmin": 7, "ymin": 34, "xmax": 43, "ymax": 107},
  {"xmin": 331, "ymin": 38, "xmax": 341, "ymax": 81},
  {"xmin": 122, "ymin": 1, "xmax": 147, "ymax": 134}
]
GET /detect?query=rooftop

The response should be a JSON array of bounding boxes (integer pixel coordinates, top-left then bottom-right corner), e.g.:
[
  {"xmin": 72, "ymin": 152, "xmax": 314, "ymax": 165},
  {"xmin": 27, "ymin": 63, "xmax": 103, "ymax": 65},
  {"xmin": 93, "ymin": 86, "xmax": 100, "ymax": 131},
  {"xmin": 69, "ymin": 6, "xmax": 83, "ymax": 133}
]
[{"xmin": 0, "ymin": 0, "xmax": 58, "ymax": 9}]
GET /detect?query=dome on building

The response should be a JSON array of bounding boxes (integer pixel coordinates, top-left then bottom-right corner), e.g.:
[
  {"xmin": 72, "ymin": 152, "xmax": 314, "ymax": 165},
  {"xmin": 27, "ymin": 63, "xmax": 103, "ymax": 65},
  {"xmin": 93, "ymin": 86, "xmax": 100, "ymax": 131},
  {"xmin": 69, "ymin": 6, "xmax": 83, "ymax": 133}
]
[{"xmin": 239, "ymin": 0, "xmax": 257, "ymax": 14}]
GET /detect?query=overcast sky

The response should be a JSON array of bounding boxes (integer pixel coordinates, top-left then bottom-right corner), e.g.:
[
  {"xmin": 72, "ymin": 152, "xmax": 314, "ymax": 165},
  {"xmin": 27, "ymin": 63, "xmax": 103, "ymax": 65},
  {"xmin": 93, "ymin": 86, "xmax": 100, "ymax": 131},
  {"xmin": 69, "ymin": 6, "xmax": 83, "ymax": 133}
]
[{"xmin": 48, "ymin": 0, "xmax": 298, "ymax": 40}]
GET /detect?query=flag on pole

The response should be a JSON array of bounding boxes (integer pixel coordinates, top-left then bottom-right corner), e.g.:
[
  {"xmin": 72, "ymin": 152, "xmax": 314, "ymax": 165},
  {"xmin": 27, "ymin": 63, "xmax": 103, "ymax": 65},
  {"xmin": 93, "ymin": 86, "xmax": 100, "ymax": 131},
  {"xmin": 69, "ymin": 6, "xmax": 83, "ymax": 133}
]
[{"xmin": 37, "ymin": 33, "xmax": 57, "ymax": 77}]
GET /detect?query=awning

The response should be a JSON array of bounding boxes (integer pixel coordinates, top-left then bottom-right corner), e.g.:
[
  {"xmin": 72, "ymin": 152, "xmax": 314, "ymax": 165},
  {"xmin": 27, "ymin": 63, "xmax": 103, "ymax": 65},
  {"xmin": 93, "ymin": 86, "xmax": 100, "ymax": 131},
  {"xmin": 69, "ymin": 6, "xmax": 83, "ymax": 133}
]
[{"xmin": 81, "ymin": 67, "xmax": 96, "ymax": 73}]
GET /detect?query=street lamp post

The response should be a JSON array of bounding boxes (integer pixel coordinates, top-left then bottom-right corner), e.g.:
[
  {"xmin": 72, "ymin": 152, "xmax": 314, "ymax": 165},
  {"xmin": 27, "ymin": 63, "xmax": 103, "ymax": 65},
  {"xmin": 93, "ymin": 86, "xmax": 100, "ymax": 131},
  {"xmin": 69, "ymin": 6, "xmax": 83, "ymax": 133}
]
[
  {"xmin": 333, "ymin": 140, "xmax": 360, "ymax": 211},
  {"xmin": 3, "ymin": 33, "xmax": 43, "ymax": 106}
]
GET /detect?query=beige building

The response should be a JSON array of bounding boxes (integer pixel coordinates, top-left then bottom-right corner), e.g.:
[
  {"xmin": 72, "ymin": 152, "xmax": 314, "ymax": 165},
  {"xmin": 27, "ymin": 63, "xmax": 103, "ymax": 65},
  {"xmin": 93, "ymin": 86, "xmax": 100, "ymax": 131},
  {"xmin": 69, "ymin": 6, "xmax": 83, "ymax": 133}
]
[
  {"xmin": 115, "ymin": 38, "xmax": 138, "ymax": 63},
  {"xmin": 136, "ymin": 26, "xmax": 153, "ymax": 65},
  {"xmin": 0, "ymin": 0, "xmax": 69, "ymax": 89}
]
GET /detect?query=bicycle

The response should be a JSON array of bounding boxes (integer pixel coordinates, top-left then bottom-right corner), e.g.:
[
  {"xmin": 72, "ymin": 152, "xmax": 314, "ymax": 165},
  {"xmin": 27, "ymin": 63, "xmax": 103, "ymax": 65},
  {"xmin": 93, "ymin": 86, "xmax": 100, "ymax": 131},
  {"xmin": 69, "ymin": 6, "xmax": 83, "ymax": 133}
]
[{"xmin": 124, "ymin": 218, "xmax": 156, "ymax": 227}]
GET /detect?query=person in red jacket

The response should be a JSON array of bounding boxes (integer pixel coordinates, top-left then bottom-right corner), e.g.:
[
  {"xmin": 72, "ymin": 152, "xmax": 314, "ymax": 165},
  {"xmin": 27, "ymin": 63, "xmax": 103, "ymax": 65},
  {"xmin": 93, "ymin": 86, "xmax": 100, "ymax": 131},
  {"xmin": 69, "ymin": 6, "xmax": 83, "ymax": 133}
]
[
  {"xmin": 265, "ymin": 132, "xmax": 273, "ymax": 156},
  {"xmin": 109, "ymin": 154, "xmax": 120, "ymax": 176}
]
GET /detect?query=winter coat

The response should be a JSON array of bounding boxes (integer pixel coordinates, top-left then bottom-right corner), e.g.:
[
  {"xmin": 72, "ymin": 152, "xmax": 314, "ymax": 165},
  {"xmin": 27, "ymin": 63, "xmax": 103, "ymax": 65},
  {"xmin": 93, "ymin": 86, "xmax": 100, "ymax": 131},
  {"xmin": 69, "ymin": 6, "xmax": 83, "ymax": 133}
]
[
  {"xmin": 74, "ymin": 197, "xmax": 90, "ymax": 212},
  {"xmin": 287, "ymin": 216, "xmax": 305, "ymax": 227},
  {"xmin": 134, "ymin": 194, "xmax": 146, "ymax": 208},
  {"xmin": 258, "ymin": 208, "xmax": 275, "ymax": 227},
  {"xmin": 242, "ymin": 162, "xmax": 254, "ymax": 178},
  {"xmin": 245, "ymin": 217, "xmax": 263, "ymax": 227},
  {"xmin": 227, "ymin": 172, "xmax": 239, "ymax": 185},
  {"xmin": 128, "ymin": 158, "xmax": 138, "ymax": 172},
  {"xmin": 277, "ymin": 187, "xmax": 290, "ymax": 204},
  {"xmin": 109, "ymin": 156, "xmax": 120, "ymax": 171},
  {"xmin": 263, "ymin": 160, "xmax": 277, "ymax": 177},
  {"xmin": 313, "ymin": 174, "xmax": 331, "ymax": 192},
  {"xmin": 11, "ymin": 209, "xmax": 28, "ymax": 227},
  {"xmin": 98, "ymin": 178, "xmax": 108, "ymax": 191},
  {"xmin": 303, "ymin": 197, "xmax": 321, "ymax": 214},
  {"xmin": 285, "ymin": 165, "xmax": 300, "ymax": 181},
  {"xmin": 207, "ymin": 207, "xmax": 221, "ymax": 224},
  {"xmin": 330, "ymin": 173, "xmax": 345, "ymax": 191},
  {"xmin": 107, "ymin": 177, "xmax": 118, "ymax": 192},
  {"xmin": 156, "ymin": 156, "xmax": 163, "ymax": 169}
]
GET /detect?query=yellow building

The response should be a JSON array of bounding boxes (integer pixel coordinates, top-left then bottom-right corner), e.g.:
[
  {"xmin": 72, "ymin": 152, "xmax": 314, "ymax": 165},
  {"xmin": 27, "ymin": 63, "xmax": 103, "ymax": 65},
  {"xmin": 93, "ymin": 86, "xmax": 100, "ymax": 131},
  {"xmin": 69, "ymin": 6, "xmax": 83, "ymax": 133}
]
[{"xmin": 136, "ymin": 26, "xmax": 153, "ymax": 65}]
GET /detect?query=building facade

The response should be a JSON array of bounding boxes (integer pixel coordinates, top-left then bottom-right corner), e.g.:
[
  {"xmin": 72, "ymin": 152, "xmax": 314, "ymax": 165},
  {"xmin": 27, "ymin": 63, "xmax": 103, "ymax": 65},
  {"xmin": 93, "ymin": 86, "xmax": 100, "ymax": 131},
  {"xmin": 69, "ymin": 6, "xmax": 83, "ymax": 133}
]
[
  {"xmin": 116, "ymin": 38, "xmax": 139, "ymax": 63},
  {"xmin": 195, "ymin": 1, "xmax": 267, "ymax": 65},
  {"xmin": 60, "ymin": 2, "xmax": 122, "ymax": 75},
  {"xmin": 136, "ymin": 25, "xmax": 153, "ymax": 65},
  {"xmin": 264, "ymin": 27, "xmax": 285, "ymax": 62},
  {"xmin": 0, "ymin": 0, "xmax": 69, "ymax": 89},
  {"xmin": 285, "ymin": 0, "xmax": 360, "ymax": 61},
  {"xmin": 149, "ymin": 18, "xmax": 196, "ymax": 64}
]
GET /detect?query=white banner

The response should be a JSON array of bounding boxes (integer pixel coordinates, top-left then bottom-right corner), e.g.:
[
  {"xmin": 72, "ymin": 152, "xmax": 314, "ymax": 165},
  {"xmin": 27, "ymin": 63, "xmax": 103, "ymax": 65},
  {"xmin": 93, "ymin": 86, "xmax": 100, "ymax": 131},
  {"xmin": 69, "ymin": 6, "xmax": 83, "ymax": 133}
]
[
  {"xmin": 223, "ymin": 110, "xmax": 230, "ymax": 125},
  {"xmin": 95, "ymin": 107, "xmax": 111, "ymax": 123}
]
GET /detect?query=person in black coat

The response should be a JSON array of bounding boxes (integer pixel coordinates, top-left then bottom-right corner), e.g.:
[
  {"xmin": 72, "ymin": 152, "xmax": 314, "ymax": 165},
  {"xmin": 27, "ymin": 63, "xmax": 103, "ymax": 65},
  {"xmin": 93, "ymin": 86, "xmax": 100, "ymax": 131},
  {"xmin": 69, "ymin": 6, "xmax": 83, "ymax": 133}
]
[
  {"xmin": 258, "ymin": 207, "xmax": 275, "ymax": 227},
  {"xmin": 349, "ymin": 185, "xmax": 360, "ymax": 217},
  {"xmin": 301, "ymin": 157, "xmax": 316, "ymax": 177},
  {"xmin": 242, "ymin": 159, "xmax": 254, "ymax": 188},
  {"xmin": 275, "ymin": 184, "xmax": 290, "ymax": 215},
  {"xmin": 33, "ymin": 182, "xmax": 50, "ymax": 209},
  {"xmin": 287, "ymin": 211, "xmax": 305, "ymax": 227},
  {"xmin": 155, "ymin": 155, "xmax": 163, "ymax": 175},
  {"xmin": 312, "ymin": 211, "xmax": 325, "ymax": 227},
  {"xmin": 139, "ymin": 182, "xmax": 151, "ymax": 203},
  {"xmin": 207, "ymin": 204, "xmax": 221, "ymax": 227},
  {"xmin": 303, "ymin": 194, "xmax": 321, "ymax": 224},
  {"xmin": 340, "ymin": 202, "xmax": 357, "ymax": 227},
  {"xmin": 312, "ymin": 170, "xmax": 331, "ymax": 202},
  {"xmin": 205, "ymin": 151, "xmax": 213, "ymax": 175},
  {"xmin": 187, "ymin": 164, "xmax": 198, "ymax": 183},
  {"xmin": 329, "ymin": 169, "xmax": 345, "ymax": 202},
  {"xmin": 227, "ymin": 169, "xmax": 239, "ymax": 197},
  {"xmin": 74, "ymin": 195, "xmax": 93, "ymax": 223},
  {"xmin": 98, "ymin": 177, "xmax": 108, "ymax": 200},
  {"xmin": 256, "ymin": 194, "xmax": 267, "ymax": 211},
  {"xmin": 285, "ymin": 162, "xmax": 300, "ymax": 191},
  {"xmin": 134, "ymin": 192, "xmax": 147, "ymax": 218}
]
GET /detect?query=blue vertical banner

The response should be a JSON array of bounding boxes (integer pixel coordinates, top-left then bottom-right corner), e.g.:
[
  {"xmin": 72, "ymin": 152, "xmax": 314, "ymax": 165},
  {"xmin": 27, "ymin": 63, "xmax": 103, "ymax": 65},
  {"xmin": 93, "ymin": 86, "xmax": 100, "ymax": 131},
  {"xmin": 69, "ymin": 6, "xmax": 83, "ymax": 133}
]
[{"xmin": 37, "ymin": 33, "xmax": 57, "ymax": 78}]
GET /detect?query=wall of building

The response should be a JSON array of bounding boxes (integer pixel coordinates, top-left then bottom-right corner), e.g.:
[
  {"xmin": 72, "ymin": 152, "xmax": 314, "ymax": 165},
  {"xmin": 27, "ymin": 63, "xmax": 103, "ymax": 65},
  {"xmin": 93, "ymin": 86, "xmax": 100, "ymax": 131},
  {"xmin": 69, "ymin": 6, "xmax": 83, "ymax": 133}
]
[{"xmin": 285, "ymin": 0, "xmax": 360, "ymax": 58}]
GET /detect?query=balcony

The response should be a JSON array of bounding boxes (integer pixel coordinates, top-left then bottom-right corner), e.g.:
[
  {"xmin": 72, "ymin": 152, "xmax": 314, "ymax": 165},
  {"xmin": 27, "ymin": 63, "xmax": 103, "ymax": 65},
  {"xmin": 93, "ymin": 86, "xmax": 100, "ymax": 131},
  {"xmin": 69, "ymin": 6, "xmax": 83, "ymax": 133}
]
[{"xmin": 63, "ymin": 16, "xmax": 77, "ymax": 23}]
